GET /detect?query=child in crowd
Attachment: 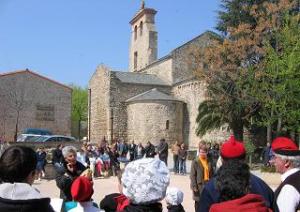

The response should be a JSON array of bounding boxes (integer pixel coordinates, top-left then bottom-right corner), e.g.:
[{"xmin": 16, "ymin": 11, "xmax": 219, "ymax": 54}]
[
  {"xmin": 165, "ymin": 187, "xmax": 185, "ymax": 212},
  {"xmin": 65, "ymin": 176, "xmax": 100, "ymax": 212},
  {"xmin": 100, "ymin": 149, "xmax": 111, "ymax": 177}
]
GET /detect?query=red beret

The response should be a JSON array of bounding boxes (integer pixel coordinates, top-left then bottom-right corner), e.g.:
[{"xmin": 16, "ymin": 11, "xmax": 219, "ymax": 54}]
[
  {"xmin": 221, "ymin": 135, "xmax": 246, "ymax": 159},
  {"xmin": 71, "ymin": 176, "xmax": 93, "ymax": 202},
  {"xmin": 271, "ymin": 137, "xmax": 300, "ymax": 156}
]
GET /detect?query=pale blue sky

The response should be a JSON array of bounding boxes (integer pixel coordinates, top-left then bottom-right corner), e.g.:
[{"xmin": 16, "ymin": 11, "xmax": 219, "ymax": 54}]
[{"xmin": 0, "ymin": 0, "xmax": 220, "ymax": 87}]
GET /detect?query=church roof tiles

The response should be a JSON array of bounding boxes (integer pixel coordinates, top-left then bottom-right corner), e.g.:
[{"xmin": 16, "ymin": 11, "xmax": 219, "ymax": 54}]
[
  {"xmin": 114, "ymin": 71, "xmax": 169, "ymax": 86},
  {"xmin": 126, "ymin": 88, "xmax": 182, "ymax": 103}
]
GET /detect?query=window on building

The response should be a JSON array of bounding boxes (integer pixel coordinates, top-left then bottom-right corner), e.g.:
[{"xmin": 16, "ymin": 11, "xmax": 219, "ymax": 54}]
[
  {"xmin": 134, "ymin": 25, "xmax": 137, "ymax": 40},
  {"xmin": 140, "ymin": 21, "xmax": 143, "ymax": 36},
  {"xmin": 166, "ymin": 120, "xmax": 169, "ymax": 130},
  {"xmin": 134, "ymin": 51, "xmax": 138, "ymax": 70}
]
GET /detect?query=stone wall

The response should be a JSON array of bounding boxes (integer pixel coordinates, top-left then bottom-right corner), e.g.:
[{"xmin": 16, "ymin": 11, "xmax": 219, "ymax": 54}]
[
  {"xmin": 0, "ymin": 71, "xmax": 71, "ymax": 141},
  {"xmin": 172, "ymin": 31, "xmax": 219, "ymax": 84},
  {"xmin": 109, "ymin": 73, "xmax": 171, "ymax": 142},
  {"xmin": 171, "ymin": 79, "xmax": 206, "ymax": 148},
  {"xmin": 88, "ymin": 65, "xmax": 111, "ymax": 143},
  {"xmin": 127, "ymin": 101, "xmax": 183, "ymax": 145},
  {"xmin": 141, "ymin": 56, "xmax": 173, "ymax": 84}
]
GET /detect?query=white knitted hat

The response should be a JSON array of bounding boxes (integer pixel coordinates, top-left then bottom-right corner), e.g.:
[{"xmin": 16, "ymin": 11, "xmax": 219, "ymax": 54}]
[
  {"xmin": 121, "ymin": 158, "xmax": 170, "ymax": 204},
  {"xmin": 165, "ymin": 187, "xmax": 184, "ymax": 206}
]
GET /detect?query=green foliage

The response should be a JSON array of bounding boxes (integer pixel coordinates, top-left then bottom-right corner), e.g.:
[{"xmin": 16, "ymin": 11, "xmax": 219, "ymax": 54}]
[
  {"xmin": 244, "ymin": 137, "xmax": 256, "ymax": 155},
  {"xmin": 196, "ymin": 100, "xmax": 227, "ymax": 136},
  {"xmin": 249, "ymin": 13, "xmax": 300, "ymax": 134},
  {"xmin": 70, "ymin": 84, "xmax": 88, "ymax": 122}
]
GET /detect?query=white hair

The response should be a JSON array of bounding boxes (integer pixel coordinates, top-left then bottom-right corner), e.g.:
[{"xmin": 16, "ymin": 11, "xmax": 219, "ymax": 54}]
[
  {"xmin": 62, "ymin": 146, "xmax": 77, "ymax": 158},
  {"xmin": 274, "ymin": 153, "xmax": 300, "ymax": 168}
]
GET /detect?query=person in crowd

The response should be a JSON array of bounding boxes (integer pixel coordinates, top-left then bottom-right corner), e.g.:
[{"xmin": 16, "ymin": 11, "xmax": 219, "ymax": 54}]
[
  {"xmin": 262, "ymin": 142, "xmax": 272, "ymax": 166},
  {"xmin": 120, "ymin": 158, "xmax": 170, "ymax": 212},
  {"xmin": 157, "ymin": 138, "xmax": 168, "ymax": 165},
  {"xmin": 77, "ymin": 146, "xmax": 89, "ymax": 167},
  {"xmin": 117, "ymin": 138, "xmax": 128, "ymax": 158},
  {"xmin": 134, "ymin": 142, "xmax": 145, "ymax": 160},
  {"xmin": 100, "ymin": 149, "xmax": 111, "ymax": 177},
  {"xmin": 52, "ymin": 144, "xmax": 64, "ymax": 171},
  {"xmin": 0, "ymin": 146, "xmax": 54, "ymax": 211},
  {"xmin": 99, "ymin": 137, "xmax": 108, "ymax": 154},
  {"xmin": 198, "ymin": 135, "xmax": 274, "ymax": 212},
  {"xmin": 171, "ymin": 141, "xmax": 180, "ymax": 174},
  {"xmin": 165, "ymin": 187, "xmax": 185, "ymax": 212},
  {"xmin": 190, "ymin": 143, "xmax": 212, "ymax": 211},
  {"xmin": 211, "ymin": 143, "xmax": 220, "ymax": 173},
  {"xmin": 56, "ymin": 146, "xmax": 87, "ymax": 201},
  {"xmin": 65, "ymin": 176, "xmax": 100, "ymax": 212},
  {"xmin": 270, "ymin": 137, "xmax": 300, "ymax": 212},
  {"xmin": 207, "ymin": 143, "xmax": 213, "ymax": 163},
  {"xmin": 210, "ymin": 160, "xmax": 272, "ymax": 212},
  {"xmin": 144, "ymin": 141, "xmax": 156, "ymax": 158},
  {"xmin": 108, "ymin": 146, "xmax": 120, "ymax": 177},
  {"xmin": 128, "ymin": 140, "xmax": 136, "ymax": 161},
  {"xmin": 100, "ymin": 171, "xmax": 129, "ymax": 212},
  {"xmin": 36, "ymin": 146, "xmax": 47, "ymax": 180},
  {"xmin": 178, "ymin": 143, "xmax": 187, "ymax": 175}
]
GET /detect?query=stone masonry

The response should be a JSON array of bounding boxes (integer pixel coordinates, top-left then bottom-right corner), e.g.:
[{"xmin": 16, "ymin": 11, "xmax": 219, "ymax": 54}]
[{"xmin": 0, "ymin": 70, "xmax": 72, "ymax": 141}]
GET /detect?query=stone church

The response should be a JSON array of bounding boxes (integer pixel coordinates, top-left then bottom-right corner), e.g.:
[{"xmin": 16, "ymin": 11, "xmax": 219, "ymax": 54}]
[{"xmin": 89, "ymin": 3, "xmax": 224, "ymax": 148}]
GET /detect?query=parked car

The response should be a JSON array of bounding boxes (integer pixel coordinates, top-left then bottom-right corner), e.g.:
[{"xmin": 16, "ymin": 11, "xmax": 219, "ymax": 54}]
[{"xmin": 34, "ymin": 135, "xmax": 77, "ymax": 142}]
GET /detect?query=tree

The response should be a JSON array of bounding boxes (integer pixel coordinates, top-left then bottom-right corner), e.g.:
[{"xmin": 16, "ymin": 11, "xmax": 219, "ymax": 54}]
[
  {"xmin": 248, "ymin": 10, "xmax": 300, "ymax": 141},
  {"xmin": 0, "ymin": 79, "xmax": 31, "ymax": 141},
  {"xmin": 70, "ymin": 84, "xmax": 88, "ymax": 139},
  {"xmin": 216, "ymin": 0, "xmax": 267, "ymax": 35},
  {"xmin": 193, "ymin": 0, "xmax": 298, "ymax": 141}
]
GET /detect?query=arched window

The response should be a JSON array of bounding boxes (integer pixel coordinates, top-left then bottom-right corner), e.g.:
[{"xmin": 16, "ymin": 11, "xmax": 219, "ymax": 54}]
[
  {"xmin": 134, "ymin": 51, "xmax": 138, "ymax": 70},
  {"xmin": 134, "ymin": 25, "xmax": 137, "ymax": 40},
  {"xmin": 139, "ymin": 21, "xmax": 143, "ymax": 36},
  {"xmin": 166, "ymin": 120, "xmax": 169, "ymax": 130}
]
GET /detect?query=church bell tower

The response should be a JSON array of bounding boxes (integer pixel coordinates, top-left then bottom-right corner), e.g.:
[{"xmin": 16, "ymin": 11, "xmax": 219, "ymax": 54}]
[{"xmin": 129, "ymin": 1, "xmax": 158, "ymax": 72}]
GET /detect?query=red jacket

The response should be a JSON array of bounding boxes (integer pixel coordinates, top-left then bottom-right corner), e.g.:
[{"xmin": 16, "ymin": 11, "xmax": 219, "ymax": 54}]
[{"xmin": 210, "ymin": 194, "xmax": 272, "ymax": 212}]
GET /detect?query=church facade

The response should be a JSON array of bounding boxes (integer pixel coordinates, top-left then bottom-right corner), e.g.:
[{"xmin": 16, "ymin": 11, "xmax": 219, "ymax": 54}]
[{"xmin": 88, "ymin": 4, "xmax": 224, "ymax": 147}]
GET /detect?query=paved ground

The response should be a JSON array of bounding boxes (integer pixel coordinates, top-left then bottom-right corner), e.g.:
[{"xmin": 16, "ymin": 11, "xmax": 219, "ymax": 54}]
[{"xmin": 34, "ymin": 156, "xmax": 281, "ymax": 212}]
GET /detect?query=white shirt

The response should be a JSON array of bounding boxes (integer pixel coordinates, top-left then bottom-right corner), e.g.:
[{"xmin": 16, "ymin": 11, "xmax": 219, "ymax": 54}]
[
  {"xmin": 69, "ymin": 201, "xmax": 101, "ymax": 212},
  {"xmin": 277, "ymin": 168, "xmax": 300, "ymax": 212}
]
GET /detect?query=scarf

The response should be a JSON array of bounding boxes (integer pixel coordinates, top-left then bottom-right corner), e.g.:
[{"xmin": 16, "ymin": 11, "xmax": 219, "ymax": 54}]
[{"xmin": 199, "ymin": 156, "xmax": 210, "ymax": 181}]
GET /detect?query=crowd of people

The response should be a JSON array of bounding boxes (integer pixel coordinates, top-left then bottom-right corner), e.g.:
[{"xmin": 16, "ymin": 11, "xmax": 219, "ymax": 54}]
[{"xmin": 0, "ymin": 135, "xmax": 299, "ymax": 212}]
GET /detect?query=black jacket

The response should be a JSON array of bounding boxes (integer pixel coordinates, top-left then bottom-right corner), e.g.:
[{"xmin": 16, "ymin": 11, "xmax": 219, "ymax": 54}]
[
  {"xmin": 55, "ymin": 161, "xmax": 86, "ymax": 201},
  {"xmin": 0, "ymin": 197, "xmax": 54, "ymax": 212},
  {"xmin": 167, "ymin": 204, "xmax": 185, "ymax": 212},
  {"xmin": 52, "ymin": 148, "xmax": 64, "ymax": 164},
  {"xmin": 144, "ymin": 144, "xmax": 156, "ymax": 158},
  {"xmin": 100, "ymin": 193, "xmax": 120, "ymax": 212},
  {"xmin": 121, "ymin": 202, "xmax": 163, "ymax": 212}
]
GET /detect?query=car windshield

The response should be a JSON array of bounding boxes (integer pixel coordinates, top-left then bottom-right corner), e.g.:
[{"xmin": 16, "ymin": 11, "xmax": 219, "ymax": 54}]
[
  {"xmin": 24, "ymin": 136, "xmax": 41, "ymax": 142},
  {"xmin": 34, "ymin": 136, "xmax": 49, "ymax": 142}
]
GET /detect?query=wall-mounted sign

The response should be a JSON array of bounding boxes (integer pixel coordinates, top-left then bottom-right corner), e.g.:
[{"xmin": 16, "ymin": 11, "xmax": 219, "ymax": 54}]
[{"xmin": 36, "ymin": 104, "xmax": 55, "ymax": 121}]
